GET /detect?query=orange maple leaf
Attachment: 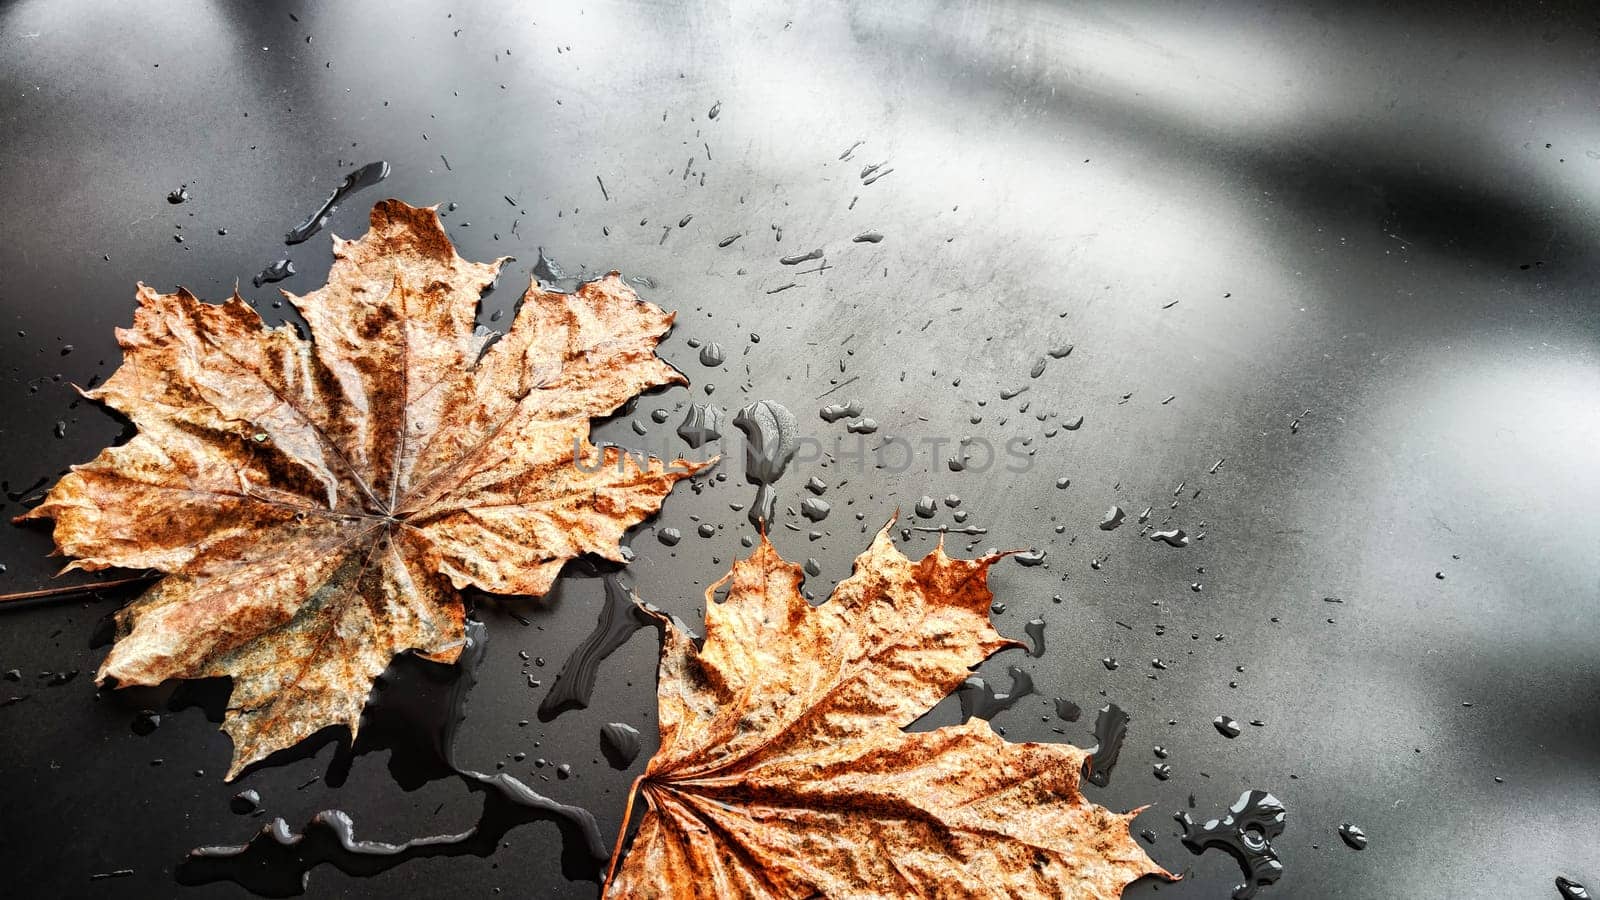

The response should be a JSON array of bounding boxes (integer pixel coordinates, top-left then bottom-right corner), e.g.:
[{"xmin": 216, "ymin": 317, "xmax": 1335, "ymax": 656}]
[
  {"xmin": 605, "ymin": 523, "xmax": 1174, "ymax": 898},
  {"xmin": 18, "ymin": 200, "xmax": 708, "ymax": 778}
]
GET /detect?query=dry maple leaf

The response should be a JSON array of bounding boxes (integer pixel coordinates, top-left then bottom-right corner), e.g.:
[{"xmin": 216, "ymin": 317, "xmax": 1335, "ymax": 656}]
[
  {"xmin": 605, "ymin": 523, "xmax": 1174, "ymax": 899},
  {"xmin": 18, "ymin": 200, "xmax": 709, "ymax": 779}
]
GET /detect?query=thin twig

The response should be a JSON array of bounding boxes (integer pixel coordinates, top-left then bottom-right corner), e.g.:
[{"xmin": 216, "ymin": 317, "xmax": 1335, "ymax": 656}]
[{"xmin": 0, "ymin": 574, "xmax": 157, "ymax": 606}]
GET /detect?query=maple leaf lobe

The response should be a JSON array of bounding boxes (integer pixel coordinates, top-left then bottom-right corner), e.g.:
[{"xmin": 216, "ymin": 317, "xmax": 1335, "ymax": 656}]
[{"xmin": 19, "ymin": 200, "xmax": 707, "ymax": 778}]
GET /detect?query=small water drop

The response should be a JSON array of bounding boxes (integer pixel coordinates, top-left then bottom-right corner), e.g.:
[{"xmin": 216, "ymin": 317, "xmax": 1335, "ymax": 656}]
[
  {"xmin": 800, "ymin": 498, "xmax": 831, "ymax": 522},
  {"xmin": 844, "ymin": 418, "xmax": 878, "ymax": 434},
  {"xmin": 733, "ymin": 400, "xmax": 800, "ymax": 528},
  {"xmin": 600, "ymin": 723, "xmax": 643, "ymax": 770},
  {"xmin": 252, "ymin": 259, "xmax": 296, "ymax": 287},
  {"xmin": 779, "ymin": 248, "xmax": 823, "ymax": 265},
  {"xmin": 1558, "ymin": 876, "xmax": 1592, "ymax": 900},
  {"xmin": 230, "ymin": 789, "xmax": 261, "ymax": 815},
  {"xmin": 1152, "ymin": 528, "xmax": 1190, "ymax": 548},
  {"xmin": 131, "ymin": 709, "xmax": 162, "ymax": 736},
  {"xmin": 1083, "ymin": 704, "xmax": 1129, "ymax": 787},
  {"xmin": 698, "ymin": 342, "xmax": 727, "ymax": 367},
  {"xmin": 1023, "ymin": 619, "xmax": 1046, "ymax": 657},
  {"xmin": 819, "ymin": 400, "xmax": 864, "ymax": 422},
  {"xmin": 1014, "ymin": 549, "xmax": 1046, "ymax": 567},
  {"xmin": 676, "ymin": 403, "xmax": 725, "ymax": 448}
]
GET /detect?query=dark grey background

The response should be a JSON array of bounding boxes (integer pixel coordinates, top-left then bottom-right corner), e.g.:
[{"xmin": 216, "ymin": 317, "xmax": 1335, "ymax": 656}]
[{"xmin": 1, "ymin": 1, "xmax": 1597, "ymax": 897}]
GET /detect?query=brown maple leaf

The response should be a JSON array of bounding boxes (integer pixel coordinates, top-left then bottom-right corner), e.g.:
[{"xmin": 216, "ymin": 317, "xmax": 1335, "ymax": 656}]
[
  {"xmin": 18, "ymin": 200, "xmax": 709, "ymax": 778},
  {"xmin": 605, "ymin": 523, "xmax": 1174, "ymax": 899}
]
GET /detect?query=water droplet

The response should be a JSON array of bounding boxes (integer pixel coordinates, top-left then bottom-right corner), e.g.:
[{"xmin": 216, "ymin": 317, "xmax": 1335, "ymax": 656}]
[
  {"xmin": 844, "ymin": 418, "xmax": 878, "ymax": 434},
  {"xmin": 779, "ymin": 248, "xmax": 823, "ymax": 265},
  {"xmin": 1083, "ymin": 704, "xmax": 1129, "ymax": 787},
  {"xmin": 819, "ymin": 400, "xmax": 864, "ymax": 422},
  {"xmin": 230, "ymin": 789, "xmax": 261, "ymax": 815},
  {"xmin": 532, "ymin": 247, "xmax": 566, "ymax": 287},
  {"xmin": 600, "ymin": 723, "xmax": 642, "ymax": 770},
  {"xmin": 1023, "ymin": 619, "xmax": 1046, "ymax": 657},
  {"xmin": 1338, "ymin": 823, "xmax": 1368, "ymax": 850},
  {"xmin": 676, "ymin": 403, "xmax": 725, "ymax": 448},
  {"xmin": 252, "ymin": 259, "xmax": 296, "ymax": 287},
  {"xmin": 1014, "ymin": 549, "xmax": 1047, "ymax": 567},
  {"xmin": 1558, "ymin": 876, "xmax": 1592, "ymax": 900},
  {"xmin": 733, "ymin": 400, "xmax": 800, "ymax": 528},
  {"xmin": 1214, "ymin": 715, "xmax": 1242, "ymax": 738},
  {"xmin": 131, "ymin": 709, "xmax": 161, "ymax": 735},
  {"xmin": 539, "ymin": 576, "xmax": 655, "ymax": 721},
  {"xmin": 956, "ymin": 666, "xmax": 1033, "ymax": 722},
  {"xmin": 284, "ymin": 161, "xmax": 390, "ymax": 244},
  {"xmin": 657, "ymin": 527, "xmax": 681, "ymax": 547},
  {"xmin": 698, "ymin": 342, "xmax": 726, "ymax": 367},
  {"xmin": 1175, "ymin": 791, "xmax": 1286, "ymax": 900},
  {"xmin": 852, "ymin": 231, "xmax": 884, "ymax": 243},
  {"xmin": 914, "ymin": 496, "xmax": 938, "ymax": 518},
  {"xmin": 1152, "ymin": 529, "xmax": 1190, "ymax": 548},
  {"xmin": 800, "ymin": 498, "xmax": 831, "ymax": 522},
  {"xmin": 1099, "ymin": 506, "xmax": 1125, "ymax": 530},
  {"xmin": 1053, "ymin": 698, "xmax": 1081, "ymax": 722}
]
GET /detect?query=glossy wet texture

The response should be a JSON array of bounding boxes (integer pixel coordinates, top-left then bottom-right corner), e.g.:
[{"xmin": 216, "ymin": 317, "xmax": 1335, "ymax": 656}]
[{"xmin": 1, "ymin": 0, "xmax": 1598, "ymax": 897}]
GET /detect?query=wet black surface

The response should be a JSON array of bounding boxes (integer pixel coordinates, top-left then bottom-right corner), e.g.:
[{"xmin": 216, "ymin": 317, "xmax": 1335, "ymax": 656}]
[{"xmin": 2, "ymin": 1, "xmax": 1598, "ymax": 897}]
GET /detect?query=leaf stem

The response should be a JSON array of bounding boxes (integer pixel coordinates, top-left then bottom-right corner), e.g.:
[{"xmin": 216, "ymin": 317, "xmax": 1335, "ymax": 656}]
[
  {"xmin": 603, "ymin": 773, "xmax": 650, "ymax": 892},
  {"xmin": 0, "ymin": 574, "xmax": 157, "ymax": 607}
]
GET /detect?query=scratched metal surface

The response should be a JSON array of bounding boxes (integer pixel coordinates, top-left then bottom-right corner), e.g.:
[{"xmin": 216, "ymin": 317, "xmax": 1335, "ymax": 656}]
[{"xmin": 1, "ymin": 1, "xmax": 1598, "ymax": 897}]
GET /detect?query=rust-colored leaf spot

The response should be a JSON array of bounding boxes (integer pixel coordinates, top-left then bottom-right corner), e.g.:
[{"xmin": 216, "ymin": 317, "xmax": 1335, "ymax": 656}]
[
  {"xmin": 606, "ymin": 523, "xmax": 1174, "ymax": 898},
  {"xmin": 18, "ymin": 200, "xmax": 708, "ymax": 779}
]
